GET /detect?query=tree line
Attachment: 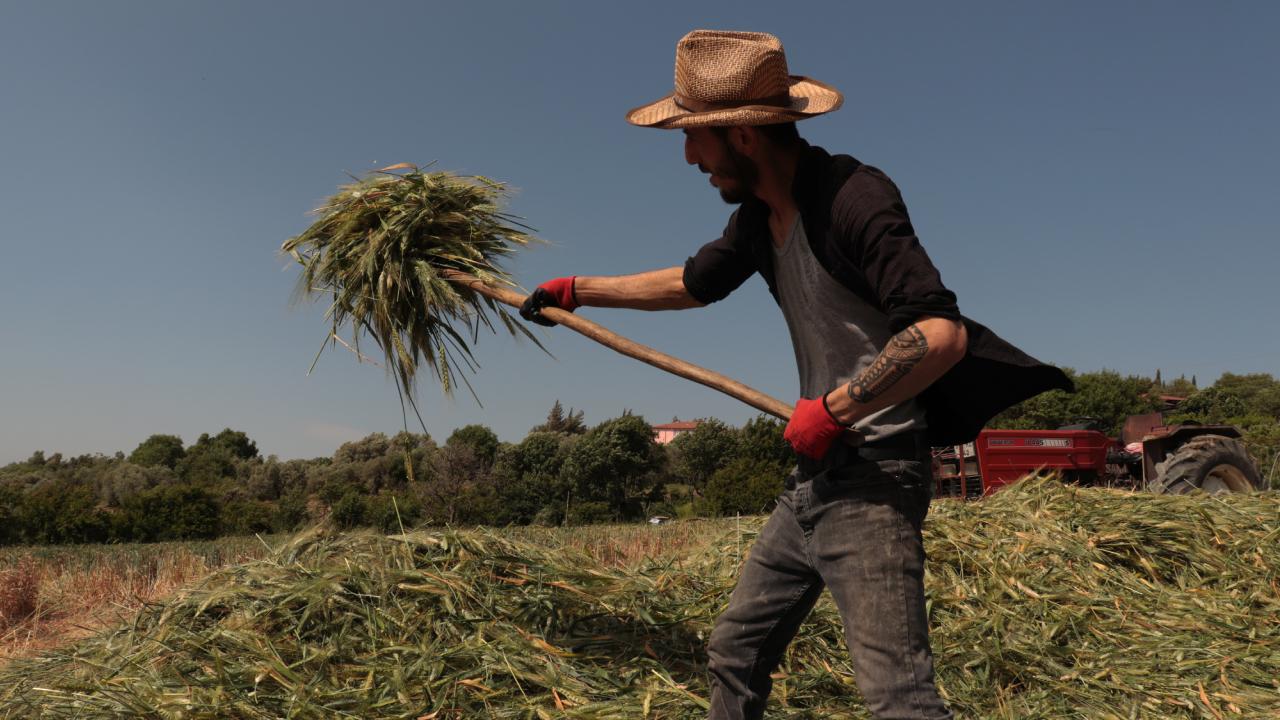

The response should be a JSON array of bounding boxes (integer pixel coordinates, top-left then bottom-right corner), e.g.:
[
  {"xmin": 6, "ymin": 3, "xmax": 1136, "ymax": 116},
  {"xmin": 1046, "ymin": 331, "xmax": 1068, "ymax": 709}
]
[
  {"xmin": 2, "ymin": 372, "xmax": 1277, "ymax": 546},
  {"xmin": 0, "ymin": 402, "xmax": 794, "ymax": 546}
]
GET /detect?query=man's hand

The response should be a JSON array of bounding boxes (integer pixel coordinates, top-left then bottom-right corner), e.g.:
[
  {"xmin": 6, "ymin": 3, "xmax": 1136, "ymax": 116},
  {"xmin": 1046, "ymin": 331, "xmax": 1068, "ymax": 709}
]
[
  {"xmin": 520, "ymin": 276, "xmax": 578, "ymax": 326},
  {"xmin": 784, "ymin": 395, "xmax": 848, "ymax": 460}
]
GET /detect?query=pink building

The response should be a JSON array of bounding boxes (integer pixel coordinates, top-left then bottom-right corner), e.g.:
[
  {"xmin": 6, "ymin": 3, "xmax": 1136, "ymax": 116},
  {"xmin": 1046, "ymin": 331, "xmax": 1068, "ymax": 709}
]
[{"xmin": 652, "ymin": 420, "xmax": 700, "ymax": 445}]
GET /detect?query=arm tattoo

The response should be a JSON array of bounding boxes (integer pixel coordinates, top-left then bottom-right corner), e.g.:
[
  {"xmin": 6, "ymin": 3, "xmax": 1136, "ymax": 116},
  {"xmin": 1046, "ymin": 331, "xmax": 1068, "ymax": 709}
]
[{"xmin": 847, "ymin": 325, "xmax": 929, "ymax": 404}]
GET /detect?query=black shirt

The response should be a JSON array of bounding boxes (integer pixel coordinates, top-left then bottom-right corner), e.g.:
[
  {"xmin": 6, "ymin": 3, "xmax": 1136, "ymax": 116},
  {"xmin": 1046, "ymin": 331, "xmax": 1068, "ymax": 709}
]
[{"xmin": 682, "ymin": 142, "xmax": 1072, "ymax": 446}]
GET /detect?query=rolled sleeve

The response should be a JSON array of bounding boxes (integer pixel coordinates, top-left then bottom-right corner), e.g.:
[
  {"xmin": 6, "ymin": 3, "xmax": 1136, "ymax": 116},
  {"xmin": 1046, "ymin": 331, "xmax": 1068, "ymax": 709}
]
[{"xmin": 681, "ymin": 210, "xmax": 757, "ymax": 305}]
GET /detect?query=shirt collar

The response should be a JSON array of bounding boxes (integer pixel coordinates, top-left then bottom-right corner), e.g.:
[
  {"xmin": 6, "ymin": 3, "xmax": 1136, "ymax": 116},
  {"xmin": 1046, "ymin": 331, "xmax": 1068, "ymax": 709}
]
[{"xmin": 791, "ymin": 141, "xmax": 831, "ymax": 210}]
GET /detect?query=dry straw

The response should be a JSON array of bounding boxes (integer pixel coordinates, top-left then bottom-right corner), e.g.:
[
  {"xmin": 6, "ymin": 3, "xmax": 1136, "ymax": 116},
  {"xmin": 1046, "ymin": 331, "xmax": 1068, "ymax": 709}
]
[
  {"xmin": 0, "ymin": 558, "xmax": 39, "ymax": 631},
  {"xmin": 281, "ymin": 164, "xmax": 543, "ymax": 403},
  {"xmin": 1, "ymin": 478, "xmax": 1277, "ymax": 718}
]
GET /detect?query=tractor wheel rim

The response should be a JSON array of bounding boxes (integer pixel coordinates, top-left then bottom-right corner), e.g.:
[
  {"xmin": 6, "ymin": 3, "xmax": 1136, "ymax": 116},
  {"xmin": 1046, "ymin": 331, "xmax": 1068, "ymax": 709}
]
[{"xmin": 1203, "ymin": 463, "xmax": 1250, "ymax": 494}]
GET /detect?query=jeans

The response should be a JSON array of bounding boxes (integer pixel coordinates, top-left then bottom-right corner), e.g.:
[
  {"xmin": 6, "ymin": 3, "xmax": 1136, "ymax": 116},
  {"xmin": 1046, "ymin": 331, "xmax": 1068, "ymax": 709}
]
[{"xmin": 706, "ymin": 452, "xmax": 952, "ymax": 719}]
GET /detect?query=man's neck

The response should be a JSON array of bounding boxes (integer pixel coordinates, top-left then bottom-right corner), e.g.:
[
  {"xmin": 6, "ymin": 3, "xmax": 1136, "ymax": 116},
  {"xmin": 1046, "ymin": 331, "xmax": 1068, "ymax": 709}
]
[{"xmin": 754, "ymin": 145, "xmax": 803, "ymax": 245}]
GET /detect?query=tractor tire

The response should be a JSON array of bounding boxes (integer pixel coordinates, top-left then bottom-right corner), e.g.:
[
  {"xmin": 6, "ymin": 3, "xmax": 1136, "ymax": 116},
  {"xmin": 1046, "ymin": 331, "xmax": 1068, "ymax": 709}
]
[{"xmin": 1149, "ymin": 435, "xmax": 1264, "ymax": 494}]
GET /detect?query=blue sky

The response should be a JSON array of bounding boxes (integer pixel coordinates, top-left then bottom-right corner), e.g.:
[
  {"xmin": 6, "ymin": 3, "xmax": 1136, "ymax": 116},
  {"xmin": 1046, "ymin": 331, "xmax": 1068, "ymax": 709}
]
[{"xmin": 1, "ymin": 2, "xmax": 1276, "ymax": 463}]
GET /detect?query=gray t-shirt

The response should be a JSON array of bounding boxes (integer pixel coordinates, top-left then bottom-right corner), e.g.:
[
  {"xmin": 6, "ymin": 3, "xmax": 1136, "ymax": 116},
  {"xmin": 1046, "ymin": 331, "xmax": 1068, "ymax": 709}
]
[{"xmin": 771, "ymin": 216, "xmax": 926, "ymax": 442}]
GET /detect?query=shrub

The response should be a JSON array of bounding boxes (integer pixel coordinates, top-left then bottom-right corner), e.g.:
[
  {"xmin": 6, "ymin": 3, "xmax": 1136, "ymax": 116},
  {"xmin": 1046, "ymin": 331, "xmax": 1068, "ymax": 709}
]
[
  {"xmin": 17, "ymin": 481, "xmax": 109, "ymax": 545},
  {"xmin": 274, "ymin": 491, "xmax": 311, "ymax": 532},
  {"xmin": 368, "ymin": 494, "xmax": 422, "ymax": 533},
  {"xmin": 120, "ymin": 485, "xmax": 221, "ymax": 542},
  {"xmin": 698, "ymin": 458, "xmax": 788, "ymax": 517},
  {"xmin": 567, "ymin": 501, "xmax": 614, "ymax": 525},
  {"xmin": 221, "ymin": 500, "xmax": 276, "ymax": 535},
  {"xmin": 331, "ymin": 492, "xmax": 368, "ymax": 530}
]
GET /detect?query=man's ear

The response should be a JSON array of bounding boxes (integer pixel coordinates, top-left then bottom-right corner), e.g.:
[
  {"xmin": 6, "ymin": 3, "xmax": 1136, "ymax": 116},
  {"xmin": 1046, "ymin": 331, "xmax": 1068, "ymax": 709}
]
[{"xmin": 726, "ymin": 125, "xmax": 756, "ymax": 156}]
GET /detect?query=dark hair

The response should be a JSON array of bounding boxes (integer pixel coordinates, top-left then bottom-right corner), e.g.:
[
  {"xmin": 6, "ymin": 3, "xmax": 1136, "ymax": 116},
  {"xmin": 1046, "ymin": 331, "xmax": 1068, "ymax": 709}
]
[
  {"xmin": 710, "ymin": 121, "xmax": 803, "ymax": 149},
  {"xmin": 757, "ymin": 121, "xmax": 802, "ymax": 147}
]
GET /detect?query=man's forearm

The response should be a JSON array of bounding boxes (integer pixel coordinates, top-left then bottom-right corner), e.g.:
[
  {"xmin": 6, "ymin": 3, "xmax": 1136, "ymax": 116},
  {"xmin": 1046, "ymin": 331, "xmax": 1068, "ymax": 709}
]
[
  {"xmin": 574, "ymin": 266, "xmax": 704, "ymax": 310},
  {"xmin": 824, "ymin": 317, "xmax": 967, "ymax": 426}
]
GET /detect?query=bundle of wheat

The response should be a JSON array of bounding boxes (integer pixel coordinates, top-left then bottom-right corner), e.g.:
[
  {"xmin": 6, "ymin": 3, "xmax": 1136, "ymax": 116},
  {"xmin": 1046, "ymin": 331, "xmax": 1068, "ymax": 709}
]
[{"xmin": 282, "ymin": 164, "xmax": 541, "ymax": 401}]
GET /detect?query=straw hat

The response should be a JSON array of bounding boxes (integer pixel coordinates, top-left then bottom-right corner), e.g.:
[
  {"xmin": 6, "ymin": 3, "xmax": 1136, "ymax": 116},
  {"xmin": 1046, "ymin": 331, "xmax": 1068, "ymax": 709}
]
[{"xmin": 626, "ymin": 30, "xmax": 843, "ymax": 129}]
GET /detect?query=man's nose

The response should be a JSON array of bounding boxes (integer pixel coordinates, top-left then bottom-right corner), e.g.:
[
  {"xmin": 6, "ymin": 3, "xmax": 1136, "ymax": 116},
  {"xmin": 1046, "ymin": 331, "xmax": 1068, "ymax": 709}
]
[{"xmin": 684, "ymin": 136, "xmax": 697, "ymax": 165}]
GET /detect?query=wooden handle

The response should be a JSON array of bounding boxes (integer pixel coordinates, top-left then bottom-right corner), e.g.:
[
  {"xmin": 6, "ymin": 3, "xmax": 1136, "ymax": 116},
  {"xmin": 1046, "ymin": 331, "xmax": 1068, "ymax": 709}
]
[{"xmin": 442, "ymin": 270, "xmax": 794, "ymax": 421}]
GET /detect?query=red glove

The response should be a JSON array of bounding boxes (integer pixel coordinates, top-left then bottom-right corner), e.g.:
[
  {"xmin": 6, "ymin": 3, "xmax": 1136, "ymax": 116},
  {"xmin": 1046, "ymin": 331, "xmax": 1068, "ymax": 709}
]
[
  {"xmin": 520, "ymin": 276, "xmax": 578, "ymax": 326},
  {"xmin": 784, "ymin": 395, "xmax": 847, "ymax": 460},
  {"xmin": 540, "ymin": 277, "xmax": 578, "ymax": 311}
]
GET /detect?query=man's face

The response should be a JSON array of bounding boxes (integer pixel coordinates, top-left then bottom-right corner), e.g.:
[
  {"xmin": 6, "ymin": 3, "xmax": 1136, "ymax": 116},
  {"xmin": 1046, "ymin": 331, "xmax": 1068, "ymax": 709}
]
[{"xmin": 683, "ymin": 127, "xmax": 759, "ymax": 204}]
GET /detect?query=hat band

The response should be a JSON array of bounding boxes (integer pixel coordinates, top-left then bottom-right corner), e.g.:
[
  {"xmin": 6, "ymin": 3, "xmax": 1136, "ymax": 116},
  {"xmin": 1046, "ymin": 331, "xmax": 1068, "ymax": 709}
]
[{"xmin": 673, "ymin": 91, "xmax": 792, "ymax": 114}]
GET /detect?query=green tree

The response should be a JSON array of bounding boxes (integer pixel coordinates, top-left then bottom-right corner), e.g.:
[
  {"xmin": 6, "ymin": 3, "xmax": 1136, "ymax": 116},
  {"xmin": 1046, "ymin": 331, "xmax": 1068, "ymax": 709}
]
[
  {"xmin": 128, "ymin": 434, "xmax": 186, "ymax": 469},
  {"xmin": 451, "ymin": 482, "xmax": 503, "ymax": 525},
  {"xmin": 990, "ymin": 369, "xmax": 1161, "ymax": 436},
  {"xmin": 247, "ymin": 459, "xmax": 285, "ymax": 501},
  {"xmin": 530, "ymin": 400, "xmax": 587, "ymax": 435},
  {"xmin": 368, "ymin": 493, "xmax": 422, "ymax": 533},
  {"xmin": 491, "ymin": 432, "xmax": 576, "ymax": 524},
  {"xmin": 1211, "ymin": 373, "xmax": 1280, "ymax": 418},
  {"xmin": 391, "ymin": 431, "xmax": 437, "ymax": 487},
  {"xmin": 327, "ymin": 432, "xmax": 409, "ymax": 495},
  {"xmin": 274, "ymin": 489, "xmax": 311, "ymax": 532},
  {"xmin": 0, "ymin": 484, "xmax": 20, "ymax": 544},
  {"xmin": 178, "ymin": 430, "xmax": 257, "ymax": 484},
  {"xmin": 1229, "ymin": 414, "xmax": 1280, "ymax": 486},
  {"xmin": 698, "ymin": 458, "xmax": 788, "ymax": 516},
  {"xmin": 446, "ymin": 425, "xmax": 500, "ymax": 468},
  {"xmin": 668, "ymin": 418, "xmax": 741, "ymax": 491},
  {"xmin": 334, "ymin": 433, "xmax": 392, "ymax": 464},
  {"xmin": 330, "ymin": 491, "xmax": 368, "ymax": 529},
  {"xmin": 503, "ymin": 432, "xmax": 573, "ymax": 480},
  {"xmin": 738, "ymin": 415, "xmax": 796, "ymax": 467},
  {"xmin": 1167, "ymin": 386, "xmax": 1248, "ymax": 423},
  {"xmin": 1164, "ymin": 375, "xmax": 1197, "ymax": 398},
  {"xmin": 207, "ymin": 429, "xmax": 259, "ymax": 460},
  {"xmin": 18, "ymin": 481, "xmax": 110, "ymax": 544},
  {"xmin": 120, "ymin": 485, "xmax": 221, "ymax": 541},
  {"xmin": 96, "ymin": 461, "xmax": 171, "ymax": 506},
  {"xmin": 561, "ymin": 414, "xmax": 663, "ymax": 520},
  {"xmin": 318, "ymin": 467, "xmax": 362, "ymax": 505},
  {"xmin": 424, "ymin": 443, "xmax": 491, "ymax": 524},
  {"xmin": 221, "ymin": 499, "xmax": 276, "ymax": 535},
  {"xmin": 1166, "ymin": 380, "xmax": 1280, "ymax": 479}
]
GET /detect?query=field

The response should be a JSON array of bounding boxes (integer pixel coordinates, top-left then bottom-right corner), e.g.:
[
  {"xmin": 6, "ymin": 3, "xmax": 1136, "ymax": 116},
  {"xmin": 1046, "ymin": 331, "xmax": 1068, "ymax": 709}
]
[
  {"xmin": 0, "ymin": 536, "xmax": 273, "ymax": 663},
  {"xmin": 1, "ymin": 479, "xmax": 1278, "ymax": 718}
]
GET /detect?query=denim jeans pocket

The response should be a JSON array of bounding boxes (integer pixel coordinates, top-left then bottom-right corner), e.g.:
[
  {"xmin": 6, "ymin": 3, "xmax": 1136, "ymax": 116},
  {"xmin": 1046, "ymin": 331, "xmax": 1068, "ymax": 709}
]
[{"xmin": 895, "ymin": 459, "xmax": 930, "ymax": 488}]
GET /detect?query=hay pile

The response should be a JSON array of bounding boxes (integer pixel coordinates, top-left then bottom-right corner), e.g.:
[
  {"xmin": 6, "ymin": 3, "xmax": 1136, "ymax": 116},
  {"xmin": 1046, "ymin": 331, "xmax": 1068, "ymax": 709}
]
[{"xmin": 1, "ymin": 478, "xmax": 1277, "ymax": 719}]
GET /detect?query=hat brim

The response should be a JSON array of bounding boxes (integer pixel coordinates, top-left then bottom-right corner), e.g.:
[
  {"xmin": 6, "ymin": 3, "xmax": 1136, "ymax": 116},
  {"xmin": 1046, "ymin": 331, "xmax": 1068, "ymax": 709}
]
[{"xmin": 625, "ymin": 75, "xmax": 843, "ymax": 129}]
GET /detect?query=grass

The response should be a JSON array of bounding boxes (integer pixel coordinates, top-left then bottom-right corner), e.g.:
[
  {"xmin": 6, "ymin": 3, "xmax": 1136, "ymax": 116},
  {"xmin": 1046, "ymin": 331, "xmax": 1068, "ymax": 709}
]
[{"xmin": 1, "ymin": 479, "xmax": 1278, "ymax": 718}]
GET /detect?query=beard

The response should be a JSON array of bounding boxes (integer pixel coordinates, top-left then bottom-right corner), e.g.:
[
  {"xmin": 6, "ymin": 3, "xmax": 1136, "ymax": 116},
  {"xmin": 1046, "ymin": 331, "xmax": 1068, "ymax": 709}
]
[{"xmin": 708, "ymin": 140, "xmax": 759, "ymax": 205}]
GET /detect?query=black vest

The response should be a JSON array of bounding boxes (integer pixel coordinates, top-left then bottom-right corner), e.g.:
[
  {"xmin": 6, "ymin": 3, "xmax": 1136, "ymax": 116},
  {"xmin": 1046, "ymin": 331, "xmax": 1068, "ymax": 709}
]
[{"xmin": 734, "ymin": 145, "xmax": 1073, "ymax": 446}]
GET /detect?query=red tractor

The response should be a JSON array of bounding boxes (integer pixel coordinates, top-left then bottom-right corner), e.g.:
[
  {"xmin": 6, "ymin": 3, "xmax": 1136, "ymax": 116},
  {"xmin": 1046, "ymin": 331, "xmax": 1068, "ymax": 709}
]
[{"xmin": 933, "ymin": 412, "xmax": 1266, "ymax": 498}]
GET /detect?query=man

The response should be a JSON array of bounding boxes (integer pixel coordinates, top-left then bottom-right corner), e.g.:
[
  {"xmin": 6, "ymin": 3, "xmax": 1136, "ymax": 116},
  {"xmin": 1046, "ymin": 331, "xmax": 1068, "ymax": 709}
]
[{"xmin": 521, "ymin": 30, "xmax": 1069, "ymax": 720}]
